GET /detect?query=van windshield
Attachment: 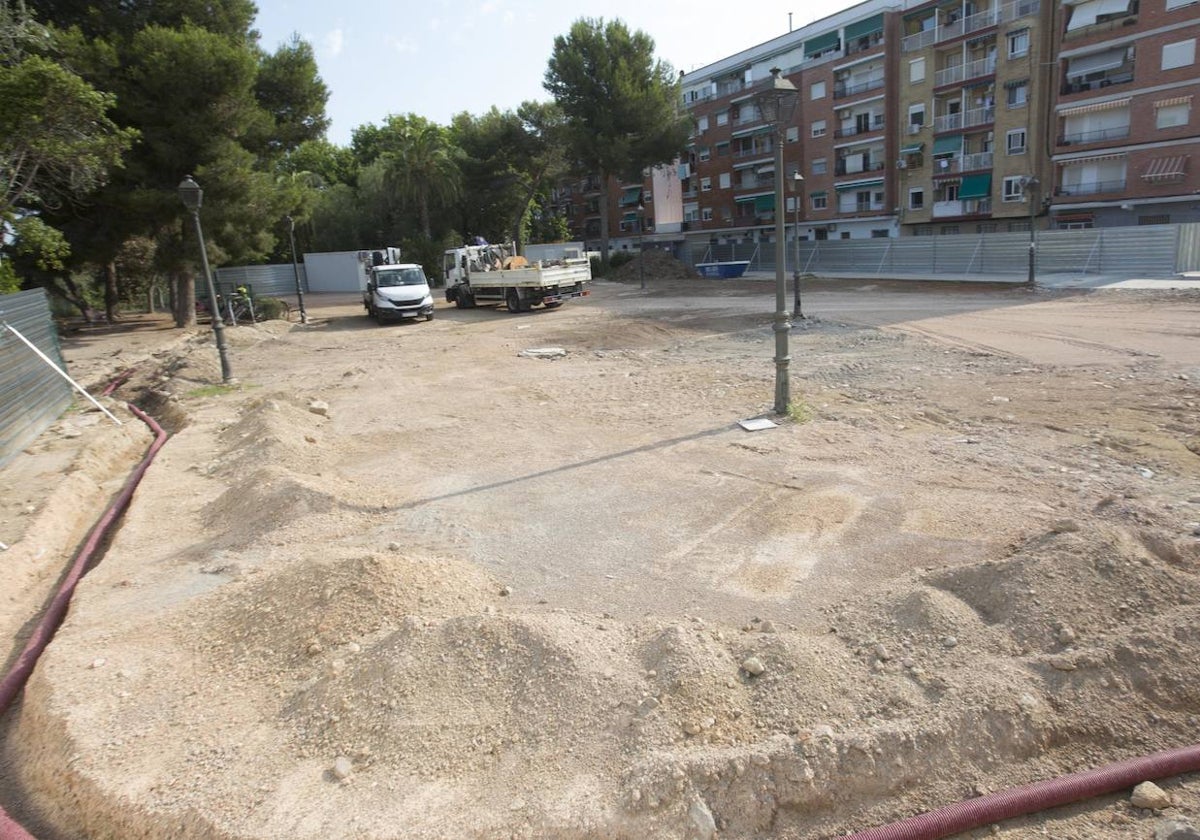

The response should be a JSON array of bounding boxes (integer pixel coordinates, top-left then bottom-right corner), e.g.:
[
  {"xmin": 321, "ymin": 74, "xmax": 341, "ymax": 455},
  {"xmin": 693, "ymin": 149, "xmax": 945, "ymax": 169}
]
[{"xmin": 376, "ymin": 268, "xmax": 426, "ymax": 287}]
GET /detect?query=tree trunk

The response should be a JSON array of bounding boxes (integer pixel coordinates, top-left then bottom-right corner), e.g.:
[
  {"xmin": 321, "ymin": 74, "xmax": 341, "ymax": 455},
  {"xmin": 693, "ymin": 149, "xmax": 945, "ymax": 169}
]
[
  {"xmin": 104, "ymin": 261, "xmax": 119, "ymax": 321},
  {"xmin": 46, "ymin": 276, "xmax": 94, "ymax": 322},
  {"xmin": 172, "ymin": 268, "xmax": 197, "ymax": 328}
]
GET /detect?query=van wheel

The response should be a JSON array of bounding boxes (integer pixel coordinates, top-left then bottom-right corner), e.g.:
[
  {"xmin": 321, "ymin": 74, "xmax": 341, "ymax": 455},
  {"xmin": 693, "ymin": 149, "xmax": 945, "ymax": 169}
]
[
  {"xmin": 506, "ymin": 290, "xmax": 521, "ymax": 313},
  {"xmin": 425, "ymin": 310, "xmax": 435, "ymax": 321}
]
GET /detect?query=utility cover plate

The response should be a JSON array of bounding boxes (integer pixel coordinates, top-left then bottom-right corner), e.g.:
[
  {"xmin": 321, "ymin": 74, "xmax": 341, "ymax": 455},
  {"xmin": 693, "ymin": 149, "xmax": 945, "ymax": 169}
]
[{"xmin": 738, "ymin": 417, "xmax": 778, "ymax": 432}]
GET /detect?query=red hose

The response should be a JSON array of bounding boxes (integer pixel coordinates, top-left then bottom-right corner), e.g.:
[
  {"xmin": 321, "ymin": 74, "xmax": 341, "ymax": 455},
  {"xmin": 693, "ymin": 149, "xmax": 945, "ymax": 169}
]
[
  {"xmin": 0, "ymin": 404, "xmax": 168, "ymax": 840},
  {"xmin": 844, "ymin": 743, "xmax": 1200, "ymax": 839}
]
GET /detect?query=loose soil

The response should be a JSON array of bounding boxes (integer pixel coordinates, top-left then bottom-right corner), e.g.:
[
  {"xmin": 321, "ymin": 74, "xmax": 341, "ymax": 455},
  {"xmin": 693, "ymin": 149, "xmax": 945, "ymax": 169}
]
[{"xmin": 1, "ymin": 277, "xmax": 1198, "ymax": 840}]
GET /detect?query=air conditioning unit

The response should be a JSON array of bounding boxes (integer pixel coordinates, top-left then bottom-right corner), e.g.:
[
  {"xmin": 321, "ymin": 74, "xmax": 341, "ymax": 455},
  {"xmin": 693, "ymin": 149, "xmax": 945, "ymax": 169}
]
[
  {"xmin": 896, "ymin": 159, "xmax": 908, "ymax": 169},
  {"xmin": 908, "ymin": 124, "xmax": 921, "ymax": 135}
]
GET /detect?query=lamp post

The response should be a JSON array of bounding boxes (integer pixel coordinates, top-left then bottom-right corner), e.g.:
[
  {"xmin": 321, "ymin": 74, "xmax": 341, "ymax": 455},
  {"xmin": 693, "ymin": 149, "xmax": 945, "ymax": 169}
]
[
  {"xmin": 791, "ymin": 171, "xmax": 805, "ymax": 318},
  {"xmin": 177, "ymin": 175, "xmax": 233, "ymax": 383},
  {"xmin": 285, "ymin": 216, "xmax": 309, "ymax": 324},
  {"xmin": 1021, "ymin": 175, "xmax": 1039, "ymax": 287},
  {"xmin": 753, "ymin": 67, "xmax": 800, "ymax": 416}
]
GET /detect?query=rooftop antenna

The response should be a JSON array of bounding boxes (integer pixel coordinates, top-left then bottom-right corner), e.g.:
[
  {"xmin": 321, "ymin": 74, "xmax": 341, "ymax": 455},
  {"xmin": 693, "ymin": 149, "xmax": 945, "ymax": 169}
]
[{"xmin": 788, "ymin": 12, "xmax": 793, "ymax": 31}]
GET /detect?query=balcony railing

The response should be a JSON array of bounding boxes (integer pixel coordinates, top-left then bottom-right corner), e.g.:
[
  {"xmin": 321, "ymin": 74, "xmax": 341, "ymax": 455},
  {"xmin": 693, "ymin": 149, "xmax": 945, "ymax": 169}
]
[
  {"xmin": 834, "ymin": 120, "xmax": 885, "ymax": 139},
  {"xmin": 715, "ymin": 80, "xmax": 746, "ymax": 97},
  {"xmin": 950, "ymin": 151, "xmax": 994, "ymax": 172},
  {"xmin": 934, "ymin": 106, "xmax": 995, "ymax": 133},
  {"xmin": 934, "ymin": 56, "xmax": 997, "ymax": 88},
  {"xmin": 1058, "ymin": 125, "xmax": 1130, "ymax": 145},
  {"xmin": 733, "ymin": 145, "xmax": 774, "ymax": 159},
  {"xmin": 835, "ymin": 160, "xmax": 886, "ymax": 176},
  {"xmin": 903, "ymin": 3, "xmax": 1015, "ymax": 51},
  {"xmin": 1056, "ymin": 178, "xmax": 1126, "ymax": 196},
  {"xmin": 1061, "ymin": 69, "xmax": 1134, "ymax": 96},
  {"xmin": 833, "ymin": 77, "xmax": 885, "ymax": 99},
  {"xmin": 932, "ymin": 198, "xmax": 992, "ymax": 217}
]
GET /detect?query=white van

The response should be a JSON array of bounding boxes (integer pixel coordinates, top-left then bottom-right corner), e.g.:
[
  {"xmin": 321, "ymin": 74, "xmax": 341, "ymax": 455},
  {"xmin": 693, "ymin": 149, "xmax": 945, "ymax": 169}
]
[{"xmin": 362, "ymin": 263, "xmax": 434, "ymax": 323}]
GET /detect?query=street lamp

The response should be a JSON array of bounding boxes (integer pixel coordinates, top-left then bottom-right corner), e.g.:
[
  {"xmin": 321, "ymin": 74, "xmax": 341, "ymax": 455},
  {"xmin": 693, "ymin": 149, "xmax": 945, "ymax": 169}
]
[
  {"xmin": 286, "ymin": 215, "xmax": 309, "ymax": 324},
  {"xmin": 1020, "ymin": 175, "xmax": 1039, "ymax": 287},
  {"xmin": 791, "ymin": 171, "xmax": 805, "ymax": 318},
  {"xmin": 753, "ymin": 67, "xmax": 800, "ymax": 416},
  {"xmin": 637, "ymin": 199, "xmax": 646, "ymax": 291},
  {"xmin": 177, "ymin": 175, "xmax": 233, "ymax": 383}
]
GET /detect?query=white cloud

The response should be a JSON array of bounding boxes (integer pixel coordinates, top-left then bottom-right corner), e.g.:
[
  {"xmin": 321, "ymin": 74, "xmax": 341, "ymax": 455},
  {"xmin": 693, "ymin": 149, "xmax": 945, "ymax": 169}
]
[
  {"xmin": 385, "ymin": 34, "xmax": 419, "ymax": 54},
  {"xmin": 323, "ymin": 28, "xmax": 344, "ymax": 58}
]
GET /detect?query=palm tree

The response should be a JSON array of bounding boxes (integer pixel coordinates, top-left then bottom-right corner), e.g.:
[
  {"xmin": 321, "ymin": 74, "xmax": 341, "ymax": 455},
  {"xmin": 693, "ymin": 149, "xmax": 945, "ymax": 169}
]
[{"xmin": 384, "ymin": 119, "xmax": 461, "ymax": 240}]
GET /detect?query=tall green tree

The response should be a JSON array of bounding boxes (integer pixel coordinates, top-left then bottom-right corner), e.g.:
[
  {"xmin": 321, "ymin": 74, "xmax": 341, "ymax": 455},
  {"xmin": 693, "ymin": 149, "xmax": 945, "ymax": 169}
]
[
  {"xmin": 544, "ymin": 17, "xmax": 691, "ymax": 261},
  {"xmin": 379, "ymin": 115, "xmax": 461, "ymax": 240}
]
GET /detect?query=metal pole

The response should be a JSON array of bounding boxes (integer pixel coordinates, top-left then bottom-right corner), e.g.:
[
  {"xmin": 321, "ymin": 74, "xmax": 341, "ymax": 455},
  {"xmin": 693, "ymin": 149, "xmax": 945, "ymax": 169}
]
[
  {"xmin": 287, "ymin": 216, "xmax": 309, "ymax": 323},
  {"xmin": 792, "ymin": 179, "xmax": 803, "ymax": 319},
  {"xmin": 773, "ymin": 122, "xmax": 791, "ymax": 416},
  {"xmin": 1027, "ymin": 186, "xmax": 1036, "ymax": 287},
  {"xmin": 189, "ymin": 209, "xmax": 233, "ymax": 383},
  {"xmin": 638, "ymin": 207, "xmax": 645, "ymax": 291}
]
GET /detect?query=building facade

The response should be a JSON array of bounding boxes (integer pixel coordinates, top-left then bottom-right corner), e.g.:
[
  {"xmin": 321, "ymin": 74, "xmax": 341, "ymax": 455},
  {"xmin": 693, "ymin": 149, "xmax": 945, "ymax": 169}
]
[{"xmin": 550, "ymin": 0, "xmax": 1199, "ymax": 252}]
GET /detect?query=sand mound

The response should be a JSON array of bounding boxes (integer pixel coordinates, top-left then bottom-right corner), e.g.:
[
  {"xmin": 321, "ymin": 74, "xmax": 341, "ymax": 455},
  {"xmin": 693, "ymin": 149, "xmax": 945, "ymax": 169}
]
[{"xmin": 612, "ymin": 250, "xmax": 699, "ymax": 282}]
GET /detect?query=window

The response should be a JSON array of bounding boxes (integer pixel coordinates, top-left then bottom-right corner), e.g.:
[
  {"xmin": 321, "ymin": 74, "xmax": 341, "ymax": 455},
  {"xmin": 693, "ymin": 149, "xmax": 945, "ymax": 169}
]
[
  {"xmin": 871, "ymin": 229, "xmax": 890, "ymax": 238},
  {"xmin": 909, "ymin": 187, "xmax": 925, "ymax": 209},
  {"xmin": 1167, "ymin": 0, "xmax": 1196, "ymax": 8},
  {"xmin": 1002, "ymin": 176, "xmax": 1025, "ymax": 202},
  {"xmin": 811, "ymin": 120, "xmax": 827, "ymax": 138},
  {"xmin": 940, "ymin": 225, "xmax": 960, "ymax": 235},
  {"xmin": 811, "ymin": 193, "xmax": 828, "ymax": 210},
  {"xmin": 976, "ymin": 223, "xmax": 998, "ymax": 233},
  {"xmin": 1006, "ymin": 128, "xmax": 1027, "ymax": 154},
  {"xmin": 1156, "ymin": 102, "xmax": 1191, "ymax": 129},
  {"xmin": 811, "ymin": 81, "xmax": 826, "ymax": 99},
  {"xmin": 1138, "ymin": 214, "xmax": 1170, "ymax": 225},
  {"xmin": 1007, "ymin": 81, "xmax": 1028, "ymax": 107},
  {"xmin": 701, "ymin": 207, "xmax": 714, "ymax": 221},
  {"xmin": 812, "ymin": 158, "xmax": 827, "ymax": 175},
  {"xmin": 716, "ymin": 110, "xmax": 729, "ymax": 126},
  {"xmin": 913, "ymin": 225, "xmax": 933, "ymax": 236},
  {"xmin": 698, "ymin": 146, "xmax": 711, "ymax": 162},
  {"xmin": 1162, "ymin": 39, "xmax": 1196, "ymax": 71},
  {"xmin": 786, "ymin": 126, "xmax": 800, "ymax": 143},
  {"xmin": 908, "ymin": 103, "xmax": 926, "ymax": 129},
  {"xmin": 1008, "ymin": 220, "xmax": 1031, "ymax": 232},
  {"xmin": 697, "ymin": 116, "xmax": 709, "ymax": 132},
  {"xmin": 716, "ymin": 141, "xmax": 731, "ymax": 156},
  {"xmin": 700, "ymin": 177, "xmax": 712, "ymax": 192},
  {"xmin": 910, "ymin": 57, "xmax": 926, "ymax": 83},
  {"xmin": 644, "ymin": 192, "xmax": 653, "ymax": 203},
  {"xmin": 1008, "ymin": 29, "xmax": 1029, "ymax": 58},
  {"xmin": 718, "ymin": 172, "xmax": 731, "ymax": 189}
]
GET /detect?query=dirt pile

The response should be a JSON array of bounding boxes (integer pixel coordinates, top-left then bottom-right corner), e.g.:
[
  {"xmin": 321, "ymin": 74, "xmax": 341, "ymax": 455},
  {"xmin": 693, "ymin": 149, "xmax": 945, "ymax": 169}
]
[{"xmin": 612, "ymin": 249, "xmax": 699, "ymax": 282}]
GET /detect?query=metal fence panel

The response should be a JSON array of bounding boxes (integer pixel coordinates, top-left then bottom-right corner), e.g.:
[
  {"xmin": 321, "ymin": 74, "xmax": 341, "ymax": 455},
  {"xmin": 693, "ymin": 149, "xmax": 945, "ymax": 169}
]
[
  {"xmin": 683, "ymin": 224, "xmax": 1194, "ymax": 279},
  {"xmin": 0, "ymin": 288, "xmax": 72, "ymax": 468},
  {"xmin": 214, "ymin": 263, "xmax": 308, "ymax": 299}
]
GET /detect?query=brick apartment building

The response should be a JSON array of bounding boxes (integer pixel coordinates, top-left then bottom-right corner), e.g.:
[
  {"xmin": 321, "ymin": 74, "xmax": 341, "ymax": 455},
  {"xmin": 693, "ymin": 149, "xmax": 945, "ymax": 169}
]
[{"xmin": 550, "ymin": 0, "xmax": 1199, "ymax": 252}]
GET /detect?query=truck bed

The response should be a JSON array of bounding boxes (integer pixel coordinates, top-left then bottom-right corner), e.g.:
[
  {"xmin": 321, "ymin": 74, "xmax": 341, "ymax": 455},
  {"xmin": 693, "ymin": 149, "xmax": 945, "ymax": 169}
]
[{"xmin": 462, "ymin": 260, "xmax": 590, "ymax": 289}]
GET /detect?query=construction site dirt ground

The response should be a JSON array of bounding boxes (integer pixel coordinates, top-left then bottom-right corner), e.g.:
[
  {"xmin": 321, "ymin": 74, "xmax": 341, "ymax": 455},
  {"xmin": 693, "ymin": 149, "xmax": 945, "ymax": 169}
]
[{"xmin": 1, "ymin": 272, "xmax": 1199, "ymax": 839}]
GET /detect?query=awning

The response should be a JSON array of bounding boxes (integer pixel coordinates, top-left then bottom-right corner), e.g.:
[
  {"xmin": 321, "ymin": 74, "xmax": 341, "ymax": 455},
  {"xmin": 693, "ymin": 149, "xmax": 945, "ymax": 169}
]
[
  {"xmin": 958, "ymin": 173, "xmax": 992, "ymax": 200},
  {"xmin": 932, "ymin": 134, "xmax": 964, "ymax": 155},
  {"xmin": 845, "ymin": 13, "xmax": 884, "ymax": 40},
  {"xmin": 805, "ymin": 31, "xmax": 840, "ymax": 57},
  {"xmin": 1066, "ymin": 0, "xmax": 1131, "ymax": 30},
  {"xmin": 809, "ymin": 190, "xmax": 827, "ymax": 198},
  {"xmin": 619, "ymin": 186, "xmax": 643, "ymax": 206},
  {"xmin": 1059, "ymin": 97, "xmax": 1130, "ymax": 116},
  {"xmin": 835, "ymin": 178, "xmax": 884, "ymax": 191},
  {"xmin": 1066, "ymin": 47, "xmax": 1127, "ymax": 78},
  {"xmin": 754, "ymin": 194, "xmax": 776, "ymax": 212},
  {"xmin": 1059, "ymin": 152, "xmax": 1128, "ymax": 165},
  {"xmin": 1154, "ymin": 95, "xmax": 1193, "ymax": 108},
  {"xmin": 735, "ymin": 192, "xmax": 772, "ymax": 203},
  {"xmin": 900, "ymin": 142, "xmax": 925, "ymax": 154},
  {"xmin": 1142, "ymin": 155, "xmax": 1188, "ymax": 181},
  {"xmin": 621, "ymin": 211, "xmax": 639, "ymax": 222}
]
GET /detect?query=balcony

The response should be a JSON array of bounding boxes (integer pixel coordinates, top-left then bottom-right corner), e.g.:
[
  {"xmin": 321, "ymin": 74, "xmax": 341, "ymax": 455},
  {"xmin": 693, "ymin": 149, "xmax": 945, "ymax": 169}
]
[
  {"xmin": 934, "ymin": 105, "xmax": 995, "ymax": 133},
  {"xmin": 734, "ymin": 145, "xmax": 774, "ymax": 160},
  {"xmin": 1056, "ymin": 179, "xmax": 1126, "ymax": 196},
  {"xmin": 932, "ymin": 198, "xmax": 992, "ymax": 217},
  {"xmin": 834, "ymin": 119, "xmax": 885, "ymax": 139},
  {"xmin": 834, "ymin": 77, "xmax": 885, "ymax": 99},
  {"xmin": 1063, "ymin": 1, "xmax": 1138, "ymax": 40},
  {"xmin": 715, "ymin": 79, "xmax": 746, "ymax": 97},
  {"xmin": 846, "ymin": 31, "xmax": 885, "ymax": 57},
  {"xmin": 934, "ymin": 56, "xmax": 997, "ymax": 88},
  {"xmin": 1060, "ymin": 69, "xmax": 1134, "ymax": 96},
  {"xmin": 903, "ymin": 0, "xmax": 1030, "ymax": 51},
  {"xmin": 835, "ymin": 160, "xmax": 886, "ymax": 176},
  {"xmin": 941, "ymin": 151, "xmax": 994, "ymax": 172},
  {"xmin": 939, "ymin": 6, "xmax": 1001, "ymax": 42},
  {"xmin": 1058, "ymin": 125, "xmax": 1130, "ymax": 145}
]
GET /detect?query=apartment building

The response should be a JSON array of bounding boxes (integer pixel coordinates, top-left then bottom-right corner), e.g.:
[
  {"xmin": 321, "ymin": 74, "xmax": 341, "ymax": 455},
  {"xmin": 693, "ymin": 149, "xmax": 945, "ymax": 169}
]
[
  {"xmin": 550, "ymin": 0, "xmax": 1199, "ymax": 249},
  {"xmin": 1048, "ymin": 0, "xmax": 1200, "ymax": 227}
]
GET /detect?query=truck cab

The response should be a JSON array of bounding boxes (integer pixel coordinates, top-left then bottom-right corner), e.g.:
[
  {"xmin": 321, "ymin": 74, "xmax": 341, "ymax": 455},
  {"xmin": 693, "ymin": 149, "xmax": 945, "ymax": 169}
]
[{"xmin": 363, "ymin": 264, "xmax": 435, "ymax": 323}]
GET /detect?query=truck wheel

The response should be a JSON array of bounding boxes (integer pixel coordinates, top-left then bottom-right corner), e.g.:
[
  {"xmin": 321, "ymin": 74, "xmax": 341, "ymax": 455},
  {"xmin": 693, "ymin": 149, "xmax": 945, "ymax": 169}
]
[
  {"xmin": 454, "ymin": 296, "xmax": 467, "ymax": 309},
  {"xmin": 506, "ymin": 289, "xmax": 521, "ymax": 313},
  {"xmin": 543, "ymin": 301, "xmax": 563, "ymax": 309}
]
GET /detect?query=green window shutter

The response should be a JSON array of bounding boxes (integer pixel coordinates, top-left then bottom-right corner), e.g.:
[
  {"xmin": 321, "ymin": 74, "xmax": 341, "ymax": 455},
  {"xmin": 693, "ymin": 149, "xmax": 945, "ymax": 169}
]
[
  {"xmin": 844, "ymin": 14, "xmax": 884, "ymax": 40},
  {"xmin": 932, "ymin": 134, "xmax": 964, "ymax": 155},
  {"xmin": 958, "ymin": 173, "xmax": 992, "ymax": 199},
  {"xmin": 805, "ymin": 31, "xmax": 840, "ymax": 56}
]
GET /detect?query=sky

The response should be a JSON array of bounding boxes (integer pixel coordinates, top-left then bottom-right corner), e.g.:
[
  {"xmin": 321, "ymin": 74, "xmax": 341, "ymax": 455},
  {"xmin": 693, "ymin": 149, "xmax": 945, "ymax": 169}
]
[{"xmin": 252, "ymin": 0, "xmax": 853, "ymax": 147}]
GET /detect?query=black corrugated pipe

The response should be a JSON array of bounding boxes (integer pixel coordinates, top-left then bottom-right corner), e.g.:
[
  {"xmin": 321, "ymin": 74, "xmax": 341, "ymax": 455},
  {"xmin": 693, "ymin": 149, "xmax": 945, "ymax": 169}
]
[
  {"xmin": 0, "ymin": 404, "xmax": 168, "ymax": 840},
  {"xmin": 844, "ymin": 744, "xmax": 1200, "ymax": 840}
]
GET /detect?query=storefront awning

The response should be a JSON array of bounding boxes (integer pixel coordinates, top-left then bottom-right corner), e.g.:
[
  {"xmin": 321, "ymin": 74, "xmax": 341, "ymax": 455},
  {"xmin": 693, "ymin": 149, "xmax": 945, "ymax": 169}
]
[
  {"xmin": 932, "ymin": 134, "xmax": 964, "ymax": 155},
  {"xmin": 958, "ymin": 173, "xmax": 992, "ymax": 200},
  {"xmin": 619, "ymin": 187, "xmax": 643, "ymax": 206},
  {"xmin": 900, "ymin": 142, "xmax": 925, "ymax": 154},
  {"xmin": 1142, "ymin": 155, "xmax": 1188, "ymax": 182}
]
